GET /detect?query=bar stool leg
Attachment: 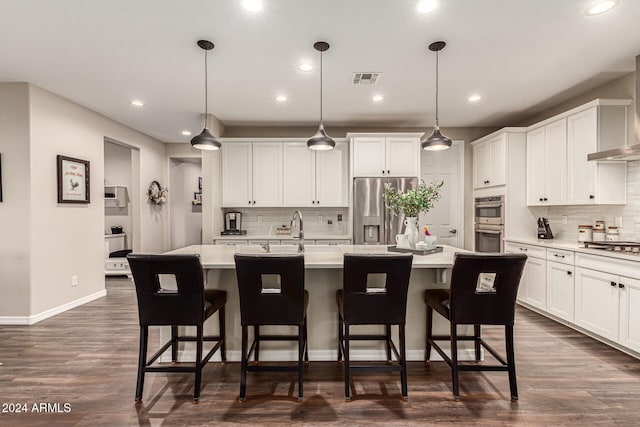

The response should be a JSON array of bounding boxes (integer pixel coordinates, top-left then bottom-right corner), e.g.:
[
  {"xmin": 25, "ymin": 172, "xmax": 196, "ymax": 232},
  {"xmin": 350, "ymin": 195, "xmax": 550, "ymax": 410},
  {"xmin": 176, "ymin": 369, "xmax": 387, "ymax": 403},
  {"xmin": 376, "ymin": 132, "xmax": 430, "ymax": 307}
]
[
  {"xmin": 254, "ymin": 325, "xmax": 260, "ymax": 363},
  {"xmin": 240, "ymin": 325, "xmax": 248, "ymax": 401},
  {"xmin": 474, "ymin": 324, "xmax": 481, "ymax": 362},
  {"xmin": 298, "ymin": 324, "xmax": 304, "ymax": 401},
  {"xmin": 450, "ymin": 323, "xmax": 460, "ymax": 401},
  {"xmin": 193, "ymin": 325, "xmax": 203, "ymax": 404},
  {"xmin": 303, "ymin": 317, "xmax": 309, "ymax": 364},
  {"xmin": 135, "ymin": 325, "xmax": 148, "ymax": 404},
  {"xmin": 344, "ymin": 323, "xmax": 351, "ymax": 401},
  {"xmin": 385, "ymin": 324, "xmax": 392, "ymax": 363},
  {"xmin": 337, "ymin": 313, "xmax": 343, "ymax": 363},
  {"xmin": 425, "ymin": 306, "xmax": 433, "ymax": 362},
  {"xmin": 505, "ymin": 325, "xmax": 518, "ymax": 401},
  {"xmin": 171, "ymin": 325, "xmax": 178, "ymax": 362},
  {"xmin": 400, "ymin": 324, "xmax": 408, "ymax": 401},
  {"xmin": 219, "ymin": 305, "xmax": 226, "ymax": 363}
]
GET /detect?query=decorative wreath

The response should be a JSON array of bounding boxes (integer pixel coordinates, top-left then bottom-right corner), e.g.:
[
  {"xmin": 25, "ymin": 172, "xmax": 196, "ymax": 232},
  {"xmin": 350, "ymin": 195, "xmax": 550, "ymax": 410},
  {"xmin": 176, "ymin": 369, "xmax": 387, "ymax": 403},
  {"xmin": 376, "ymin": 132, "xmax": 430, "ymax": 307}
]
[{"xmin": 147, "ymin": 180, "xmax": 168, "ymax": 205}]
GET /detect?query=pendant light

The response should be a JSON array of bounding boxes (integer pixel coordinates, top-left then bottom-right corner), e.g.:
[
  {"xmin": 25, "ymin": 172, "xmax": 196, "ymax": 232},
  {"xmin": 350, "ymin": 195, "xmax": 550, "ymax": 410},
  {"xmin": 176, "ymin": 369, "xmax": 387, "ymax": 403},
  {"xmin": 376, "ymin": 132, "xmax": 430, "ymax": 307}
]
[
  {"xmin": 191, "ymin": 40, "xmax": 222, "ymax": 150},
  {"xmin": 307, "ymin": 41, "xmax": 335, "ymax": 151},
  {"xmin": 421, "ymin": 41, "xmax": 452, "ymax": 151}
]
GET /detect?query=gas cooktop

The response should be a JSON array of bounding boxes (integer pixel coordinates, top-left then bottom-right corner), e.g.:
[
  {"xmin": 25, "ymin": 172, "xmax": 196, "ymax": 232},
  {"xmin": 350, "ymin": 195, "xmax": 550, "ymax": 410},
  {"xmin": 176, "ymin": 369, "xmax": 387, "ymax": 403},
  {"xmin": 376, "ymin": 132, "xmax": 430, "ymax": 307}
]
[{"xmin": 583, "ymin": 241, "xmax": 640, "ymax": 255}]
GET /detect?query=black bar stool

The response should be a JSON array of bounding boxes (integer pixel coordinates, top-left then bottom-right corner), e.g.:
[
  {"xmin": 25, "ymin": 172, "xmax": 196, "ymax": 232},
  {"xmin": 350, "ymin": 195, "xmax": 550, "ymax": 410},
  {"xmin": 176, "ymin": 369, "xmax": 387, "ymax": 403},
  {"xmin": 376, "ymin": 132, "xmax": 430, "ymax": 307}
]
[
  {"xmin": 336, "ymin": 253, "xmax": 413, "ymax": 401},
  {"xmin": 127, "ymin": 254, "xmax": 226, "ymax": 404},
  {"xmin": 234, "ymin": 253, "xmax": 309, "ymax": 401},
  {"xmin": 424, "ymin": 252, "xmax": 527, "ymax": 401}
]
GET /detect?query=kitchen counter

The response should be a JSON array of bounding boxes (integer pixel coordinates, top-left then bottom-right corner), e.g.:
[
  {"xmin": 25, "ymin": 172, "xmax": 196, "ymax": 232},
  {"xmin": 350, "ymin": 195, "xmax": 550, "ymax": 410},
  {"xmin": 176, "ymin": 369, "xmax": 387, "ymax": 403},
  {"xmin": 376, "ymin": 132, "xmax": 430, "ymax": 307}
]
[
  {"xmin": 505, "ymin": 237, "xmax": 640, "ymax": 263},
  {"xmin": 164, "ymin": 244, "xmax": 469, "ymax": 362}
]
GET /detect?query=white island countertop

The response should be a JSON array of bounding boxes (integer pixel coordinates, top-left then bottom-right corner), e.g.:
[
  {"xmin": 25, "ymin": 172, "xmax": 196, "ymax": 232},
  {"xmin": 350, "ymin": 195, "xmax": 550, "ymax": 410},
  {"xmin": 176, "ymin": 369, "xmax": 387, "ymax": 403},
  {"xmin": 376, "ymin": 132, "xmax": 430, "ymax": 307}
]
[{"xmin": 167, "ymin": 244, "xmax": 461, "ymax": 269}]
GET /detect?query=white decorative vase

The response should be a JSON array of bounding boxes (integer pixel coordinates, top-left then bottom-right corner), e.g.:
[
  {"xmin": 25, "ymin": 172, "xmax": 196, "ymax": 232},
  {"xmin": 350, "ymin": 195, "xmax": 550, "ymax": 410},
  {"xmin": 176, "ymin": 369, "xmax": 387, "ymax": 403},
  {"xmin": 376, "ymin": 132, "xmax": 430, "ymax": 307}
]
[{"xmin": 403, "ymin": 217, "xmax": 420, "ymax": 249}]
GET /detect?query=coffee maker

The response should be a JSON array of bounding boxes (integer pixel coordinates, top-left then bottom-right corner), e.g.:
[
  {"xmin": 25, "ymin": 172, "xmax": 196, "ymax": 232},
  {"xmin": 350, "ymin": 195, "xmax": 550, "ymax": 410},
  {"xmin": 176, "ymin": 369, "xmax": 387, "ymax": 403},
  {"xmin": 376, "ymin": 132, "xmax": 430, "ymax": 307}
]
[
  {"xmin": 222, "ymin": 211, "xmax": 246, "ymax": 235},
  {"xmin": 537, "ymin": 217, "xmax": 554, "ymax": 239}
]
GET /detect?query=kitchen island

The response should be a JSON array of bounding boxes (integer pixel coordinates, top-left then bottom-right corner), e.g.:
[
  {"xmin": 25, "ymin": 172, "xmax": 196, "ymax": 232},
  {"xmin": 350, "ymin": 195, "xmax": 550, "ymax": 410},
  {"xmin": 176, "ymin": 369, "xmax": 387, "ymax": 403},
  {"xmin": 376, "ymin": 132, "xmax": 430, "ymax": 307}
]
[{"xmin": 164, "ymin": 244, "xmax": 468, "ymax": 362}]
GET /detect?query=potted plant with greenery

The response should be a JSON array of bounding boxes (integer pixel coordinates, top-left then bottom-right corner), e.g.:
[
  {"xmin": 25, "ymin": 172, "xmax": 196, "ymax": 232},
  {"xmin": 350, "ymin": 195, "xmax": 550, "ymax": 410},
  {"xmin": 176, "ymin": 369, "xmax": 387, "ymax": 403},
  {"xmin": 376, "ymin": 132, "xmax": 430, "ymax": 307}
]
[{"xmin": 383, "ymin": 180, "xmax": 444, "ymax": 248}]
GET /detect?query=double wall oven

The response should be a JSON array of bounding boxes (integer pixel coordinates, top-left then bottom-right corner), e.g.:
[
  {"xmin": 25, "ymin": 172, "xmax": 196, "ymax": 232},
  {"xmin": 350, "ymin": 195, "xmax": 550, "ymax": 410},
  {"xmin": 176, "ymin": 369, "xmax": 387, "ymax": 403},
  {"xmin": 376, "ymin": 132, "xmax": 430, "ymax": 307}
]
[{"xmin": 474, "ymin": 195, "xmax": 504, "ymax": 253}]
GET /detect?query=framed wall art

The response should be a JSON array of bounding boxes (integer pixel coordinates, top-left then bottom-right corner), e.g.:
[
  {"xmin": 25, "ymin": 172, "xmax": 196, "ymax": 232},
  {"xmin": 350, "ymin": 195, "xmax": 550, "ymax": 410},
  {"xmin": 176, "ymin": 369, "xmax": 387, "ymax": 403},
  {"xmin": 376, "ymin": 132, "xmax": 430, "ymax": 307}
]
[{"xmin": 57, "ymin": 155, "xmax": 90, "ymax": 204}]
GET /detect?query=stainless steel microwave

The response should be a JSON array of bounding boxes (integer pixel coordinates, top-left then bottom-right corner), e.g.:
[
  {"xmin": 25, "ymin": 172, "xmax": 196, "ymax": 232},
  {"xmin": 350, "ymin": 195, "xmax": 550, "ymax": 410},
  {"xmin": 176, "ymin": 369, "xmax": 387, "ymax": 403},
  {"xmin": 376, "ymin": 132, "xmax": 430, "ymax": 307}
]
[{"xmin": 474, "ymin": 195, "xmax": 504, "ymax": 226}]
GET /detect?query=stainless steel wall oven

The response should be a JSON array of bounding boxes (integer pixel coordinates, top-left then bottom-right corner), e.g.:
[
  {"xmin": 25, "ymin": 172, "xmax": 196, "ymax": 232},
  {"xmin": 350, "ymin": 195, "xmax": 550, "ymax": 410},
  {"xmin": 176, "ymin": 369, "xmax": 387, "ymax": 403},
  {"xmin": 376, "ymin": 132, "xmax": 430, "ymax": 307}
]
[{"xmin": 474, "ymin": 196, "xmax": 504, "ymax": 252}]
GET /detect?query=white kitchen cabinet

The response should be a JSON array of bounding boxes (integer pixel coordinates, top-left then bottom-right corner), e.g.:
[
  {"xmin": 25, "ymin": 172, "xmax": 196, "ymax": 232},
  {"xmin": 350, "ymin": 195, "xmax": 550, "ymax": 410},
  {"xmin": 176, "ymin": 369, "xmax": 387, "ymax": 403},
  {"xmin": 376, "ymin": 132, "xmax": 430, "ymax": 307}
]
[
  {"xmin": 221, "ymin": 142, "xmax": 282, "ymax": 207},
  {"xmin": 526, "ymin": 118, "xmax": 567, "ymax": 205},
  {"xmin": 505, "ymin": 242, "xmax": 546, "ymax": 309},
  {"xmin": 546, "ymin": 261, "xmax": 575, "ymax": 322},
  {"xmin": 283, "ymin": 142, "xmax": 348, "ymax": 207},
  {"xmin": 566, "ymin": 104, "xmax": 627, "ymax": 205},
  {"xmin": 574, "ymin": 267, "xmax": 620, "ymax": 342},
  {"xmin": 473, "ymin": 134, "xmax": 506, "ymax": 189},
  {"xmin": 350, "ymin": 134, "xmax": 420, "ymax": 177},
  {"xmin": 619, "ymin": 276, "xmax": 640, "ymax": 353}
]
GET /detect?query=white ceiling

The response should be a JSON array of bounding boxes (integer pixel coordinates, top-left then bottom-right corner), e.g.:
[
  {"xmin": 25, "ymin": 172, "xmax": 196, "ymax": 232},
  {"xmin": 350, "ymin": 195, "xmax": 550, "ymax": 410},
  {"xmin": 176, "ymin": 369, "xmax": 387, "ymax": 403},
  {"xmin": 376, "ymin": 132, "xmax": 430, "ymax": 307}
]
[{"xmin": 1, "ymin": 0, "xmax": 639, "ymax": 143}]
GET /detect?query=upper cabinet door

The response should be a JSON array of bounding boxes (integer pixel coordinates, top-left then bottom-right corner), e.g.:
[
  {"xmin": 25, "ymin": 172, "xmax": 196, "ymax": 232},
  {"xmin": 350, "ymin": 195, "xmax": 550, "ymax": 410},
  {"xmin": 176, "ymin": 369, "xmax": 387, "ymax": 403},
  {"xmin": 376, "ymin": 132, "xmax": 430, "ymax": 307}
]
[
  {"xmin": 353, "ymin": 137, "xmax": 386, "ymax": 177},
  {"xmin": 221, "ymin": 142, "xmax": 253, "ymax": 207},
  {"xmin": 283, "ymin": 142, "xmax": 315, "ymax": 206},
  {"xmin": 488, "ymin": 135, "xmax": 506, "ymax": 187},
  {"xmin": 544, "ymin": 118, "xmax": 567, "ymax": 205},
  {"xmin": 567, "ymin": 107, "xmax": 598, "ymax": 205},
  {"xmin": 386, "ymin": 137, "xmax": 419, "ymax": 177},
  {"xmin": 473, "ymin": 142, "xmax": 489, "ymax": 189},
  {"xmin": 526, "ymin": 127, "xmax": 546, "ymax": 205},
  {"xmin": 316, "ymin": 142, "xmax": 348, "ymax": 206},
  {"xmin": 252, "ymin": 143, "xmax": 283, "ymax": 206}
]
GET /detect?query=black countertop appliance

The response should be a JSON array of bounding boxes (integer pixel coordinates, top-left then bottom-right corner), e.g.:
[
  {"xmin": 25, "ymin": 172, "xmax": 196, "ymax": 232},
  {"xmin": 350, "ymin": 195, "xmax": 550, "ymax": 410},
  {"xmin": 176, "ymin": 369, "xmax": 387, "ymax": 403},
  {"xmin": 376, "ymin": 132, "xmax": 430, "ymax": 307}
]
[{"xmin": 537, "ymin": 217, "xmax": 553, "ymax": 239}]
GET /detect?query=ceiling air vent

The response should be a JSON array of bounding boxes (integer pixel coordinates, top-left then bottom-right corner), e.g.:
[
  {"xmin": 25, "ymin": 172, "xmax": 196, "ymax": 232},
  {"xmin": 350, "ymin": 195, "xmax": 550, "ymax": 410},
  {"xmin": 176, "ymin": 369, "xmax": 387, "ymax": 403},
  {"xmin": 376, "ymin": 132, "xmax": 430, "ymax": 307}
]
[{"xmin": 352, "ymin": 72, "xmax": 381, "ymax": 85}]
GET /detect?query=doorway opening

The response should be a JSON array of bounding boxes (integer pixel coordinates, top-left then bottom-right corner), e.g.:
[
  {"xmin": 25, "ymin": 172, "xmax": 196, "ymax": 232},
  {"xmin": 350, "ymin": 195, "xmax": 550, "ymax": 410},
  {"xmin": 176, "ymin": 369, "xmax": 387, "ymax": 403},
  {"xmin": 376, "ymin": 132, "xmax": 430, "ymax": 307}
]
[{"xmin": 169, "ymin": 158, "xmax": 203, "ymax": 250}]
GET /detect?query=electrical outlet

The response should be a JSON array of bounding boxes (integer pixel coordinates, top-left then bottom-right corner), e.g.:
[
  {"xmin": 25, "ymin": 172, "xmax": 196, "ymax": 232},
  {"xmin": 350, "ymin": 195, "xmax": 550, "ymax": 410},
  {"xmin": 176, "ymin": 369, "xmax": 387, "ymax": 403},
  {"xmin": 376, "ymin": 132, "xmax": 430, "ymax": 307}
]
[
  {"xmin": 318, "ymin": 215, "xmax": 323, "ymax": 223},
  {"xmin": 562, "ymin": 215, "xmax": 568, "ymax": 225},
  {"xmin": 257, "ymin": 215, "xmax": 262, "ymax": 223},
  {"xmin": 337, "ymin": 214, "xmax": 343, "ymax": 222},
  {"xmin": 71, "ymin": 275, "xmax": 78, "ymax": 287}
]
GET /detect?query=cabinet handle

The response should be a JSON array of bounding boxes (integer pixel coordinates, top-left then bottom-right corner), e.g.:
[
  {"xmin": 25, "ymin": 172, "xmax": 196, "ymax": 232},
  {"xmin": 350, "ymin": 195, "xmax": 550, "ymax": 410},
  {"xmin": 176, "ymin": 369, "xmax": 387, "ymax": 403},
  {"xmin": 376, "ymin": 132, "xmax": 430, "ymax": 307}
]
[
  {"xmin": 249, "ymin": 201, "xmax": 251, "ymax": 205},
  {"xmin": 382, "ymin": 170, "xmax": 385, "ymax": 174},
  {"xmin": 554, "ymin": 254, "xmax": 565, "ymax": 258},
  {"xmin": 312, "ymin": 201, "xmax": 315, "ymax": 204},
  {"xmin": 539, "ymin": 197, "xmax": 543, "ymax": 202},
  {"xmin": 567, "ymin": 271, "xmax": 572, "ymax": 276},
  {"xmin": 316, "ymin": 200, "xmax": 319, "ymax": 204},
  {"xmin": 543, "ymin": 197, "xmax": 548, "ymax": 201},
  {"xmin": 610, "ymin": 281, "xmax": 617, "ymax": 287},
  {"xmin": 619, "ymin": 283, "xmax": 625, "ymax": 289},
  {"xmin": 387, "ymin": 170, "xmax": 390, "ymax": 174},
  {"xmin": 519, "ymin": 247, "xmax": 528, "ymax": 252},
  {"xmin": 253, "ymin": 201, "xmax": 256, "ymax": 205},
  {"xmin": 589, "ymin": 195, "xmax": 595, "ymax": 200}
]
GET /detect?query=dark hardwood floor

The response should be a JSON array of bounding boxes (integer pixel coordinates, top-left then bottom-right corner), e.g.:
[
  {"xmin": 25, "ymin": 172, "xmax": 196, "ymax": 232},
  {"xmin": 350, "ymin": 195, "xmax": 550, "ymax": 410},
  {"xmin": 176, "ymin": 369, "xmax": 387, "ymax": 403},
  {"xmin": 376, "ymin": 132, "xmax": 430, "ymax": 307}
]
[{"xmin": 1, "ymin": 277, "xmax": 640, "ymax": 426}]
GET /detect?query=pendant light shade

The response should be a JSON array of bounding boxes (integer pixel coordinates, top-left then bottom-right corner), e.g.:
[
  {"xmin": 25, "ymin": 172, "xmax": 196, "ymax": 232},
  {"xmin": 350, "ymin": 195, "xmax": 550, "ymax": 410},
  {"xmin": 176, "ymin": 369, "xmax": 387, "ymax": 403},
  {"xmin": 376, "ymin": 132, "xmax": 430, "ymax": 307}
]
[
  {"xmin": 421, "ymin": 41, "xmax": 452, "ymax": 151},
  {"xmin": 307, "ymin": 41, "xmax": 335, "ymax": 151},
  {"xmin": 191, "ymin": 40, "xmax": 222, "ymax": 151}
]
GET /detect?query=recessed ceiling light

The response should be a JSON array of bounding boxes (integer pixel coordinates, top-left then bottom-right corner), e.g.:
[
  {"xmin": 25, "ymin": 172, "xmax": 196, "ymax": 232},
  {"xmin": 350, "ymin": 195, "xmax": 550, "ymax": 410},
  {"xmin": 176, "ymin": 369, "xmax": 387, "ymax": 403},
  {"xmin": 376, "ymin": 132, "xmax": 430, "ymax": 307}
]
[
  {"xmin": 585, "ymin": 0, "xmax": 619, "ymax": 15},
  {"xmin": 129, "ymin": 99, "xmax": 145, "ymax": 107},
  {"xmin": 181, "ymin": 130, "xmax": 192, "ymax": 136},
  {"xmin": 241, "ymin": 0, "xmax": 263, "ymax": 12},
  {"xmin": 468, "ymin": 94, "xmax": 481, "ymax": 102},
  {"xmin": 372, "ymin": 95, "xmax": 384, "ymax": 102},
  {"xmin": 299, "ymin": 63, "xmax": 313, "ymax": 72},
  {"xmin": 416, "ymin": 0, "xmax": 438, "ymax": 14},
  {"xmin": 275, "ymin": 95, "xmax": 288, "ymax": 102}
]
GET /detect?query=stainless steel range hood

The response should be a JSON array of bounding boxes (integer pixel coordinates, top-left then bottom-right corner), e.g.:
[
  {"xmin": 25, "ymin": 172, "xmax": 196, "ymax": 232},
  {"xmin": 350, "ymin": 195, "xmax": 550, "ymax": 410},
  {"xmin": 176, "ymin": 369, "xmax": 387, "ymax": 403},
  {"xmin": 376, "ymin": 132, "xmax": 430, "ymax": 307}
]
[{"xmin": 588, "ymin": 54, "xmax": 640, "ymax": 161}]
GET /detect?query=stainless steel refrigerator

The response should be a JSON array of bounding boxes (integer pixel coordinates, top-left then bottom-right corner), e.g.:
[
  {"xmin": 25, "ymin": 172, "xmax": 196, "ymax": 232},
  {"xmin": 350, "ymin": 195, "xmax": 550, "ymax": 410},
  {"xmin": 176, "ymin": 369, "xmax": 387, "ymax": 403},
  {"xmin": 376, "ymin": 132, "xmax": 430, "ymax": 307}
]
[{"xmin": 353, "ymin": 177, "xmax": 418, "ymax": 245}]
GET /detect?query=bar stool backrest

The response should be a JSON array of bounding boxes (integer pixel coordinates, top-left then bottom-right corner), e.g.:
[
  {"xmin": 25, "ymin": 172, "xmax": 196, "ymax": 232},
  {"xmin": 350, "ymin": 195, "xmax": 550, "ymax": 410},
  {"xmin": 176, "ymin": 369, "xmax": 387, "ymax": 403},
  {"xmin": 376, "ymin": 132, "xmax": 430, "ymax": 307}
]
[
  {"xmin": 127, "ymin": 254, "xmax": 206, "ymax": 326},
  {"xmin": 234, "ymin": 254, "xmax": 305, "ymax": 326},
  {"xmin": 342, "ymin": 253, "xmax": 413, "ymax": 325},
  {"xmin": 448, "ymin": 253, "xmax": 527, "ymax": 326}
]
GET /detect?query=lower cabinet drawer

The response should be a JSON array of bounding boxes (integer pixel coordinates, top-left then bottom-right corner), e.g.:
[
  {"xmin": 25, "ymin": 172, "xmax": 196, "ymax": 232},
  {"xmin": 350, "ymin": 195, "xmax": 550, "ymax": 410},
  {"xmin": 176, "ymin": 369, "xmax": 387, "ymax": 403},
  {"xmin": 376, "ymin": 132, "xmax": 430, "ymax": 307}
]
[{"xmin": 106, "ymin": 259, "xmax": 130, "ymax": 271}]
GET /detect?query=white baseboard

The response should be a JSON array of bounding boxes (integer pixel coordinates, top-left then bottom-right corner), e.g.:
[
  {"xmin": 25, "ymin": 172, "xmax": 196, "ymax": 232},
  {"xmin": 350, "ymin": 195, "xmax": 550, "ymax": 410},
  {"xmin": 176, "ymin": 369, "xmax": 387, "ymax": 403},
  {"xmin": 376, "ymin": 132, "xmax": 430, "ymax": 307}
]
[{"xmin": 0, "ymin": 289, "xmax": 107, "ymax": 325}]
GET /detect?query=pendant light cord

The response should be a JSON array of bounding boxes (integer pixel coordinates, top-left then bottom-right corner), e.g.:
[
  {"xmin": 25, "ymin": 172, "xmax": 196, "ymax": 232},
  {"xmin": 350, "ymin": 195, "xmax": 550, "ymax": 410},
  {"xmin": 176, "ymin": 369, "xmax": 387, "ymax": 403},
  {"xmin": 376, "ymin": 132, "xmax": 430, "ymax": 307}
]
[
  {"xmin": 434, "ymin": 50, "xmax": 439, "ymax": 128},
  {"xmin": 319, "ymin": 50, "xmax": 323, "ymax": 124},
  {"xmin": 204, "ymin": 49, "xmax": 209, "ymax": 126}
]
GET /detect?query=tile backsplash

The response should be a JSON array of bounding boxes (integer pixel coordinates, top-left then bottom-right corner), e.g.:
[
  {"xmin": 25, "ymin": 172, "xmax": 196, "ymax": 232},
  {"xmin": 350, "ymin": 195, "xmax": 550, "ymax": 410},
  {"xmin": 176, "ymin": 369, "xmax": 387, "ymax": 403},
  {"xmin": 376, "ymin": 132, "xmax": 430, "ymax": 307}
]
[
  {"xmin": 535, "ymin": 160, "xmax": 640, "ymax": 241},
  {"xmin": 221, "ymin": 207, "xmax": 349, "ymax": 237}
]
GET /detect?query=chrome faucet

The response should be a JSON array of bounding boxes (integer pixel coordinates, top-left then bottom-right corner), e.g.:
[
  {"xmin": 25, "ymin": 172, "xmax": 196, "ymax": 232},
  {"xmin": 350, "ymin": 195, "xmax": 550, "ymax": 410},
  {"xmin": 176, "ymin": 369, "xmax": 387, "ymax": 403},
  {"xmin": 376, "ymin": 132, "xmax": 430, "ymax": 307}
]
[{"xmin": 291, "ymin": 210, "xmax": 304, "ymax": 253}]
